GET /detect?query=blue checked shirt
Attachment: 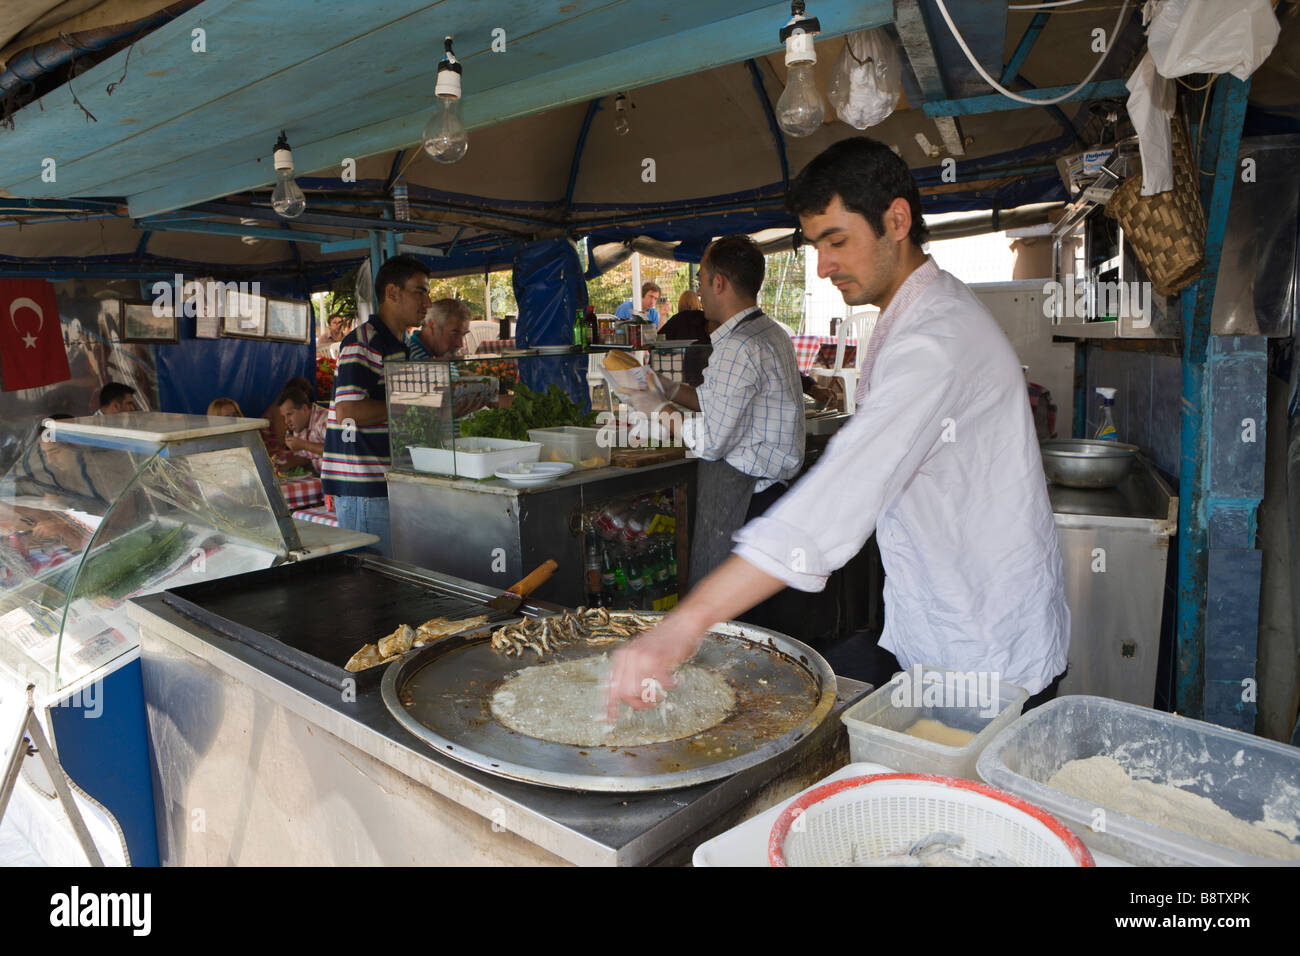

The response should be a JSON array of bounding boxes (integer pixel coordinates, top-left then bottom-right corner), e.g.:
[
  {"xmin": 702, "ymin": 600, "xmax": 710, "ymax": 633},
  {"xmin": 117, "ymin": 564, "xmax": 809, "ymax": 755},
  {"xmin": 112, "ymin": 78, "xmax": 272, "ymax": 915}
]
[{"xmin": 682, "ymin": 307, "xmax": 804, "ymax": 491}]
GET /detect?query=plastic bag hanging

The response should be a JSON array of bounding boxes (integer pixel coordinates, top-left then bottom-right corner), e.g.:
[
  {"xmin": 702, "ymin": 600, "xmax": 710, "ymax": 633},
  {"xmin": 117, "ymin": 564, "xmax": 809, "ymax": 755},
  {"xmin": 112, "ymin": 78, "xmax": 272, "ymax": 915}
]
[
  {"xmin": 1147, "ymin": 0, "xmax": 1279, "ymax": 82},
  {"xmin": 827, "ymin": 29, "xmax": 901, "ymax": 130}
]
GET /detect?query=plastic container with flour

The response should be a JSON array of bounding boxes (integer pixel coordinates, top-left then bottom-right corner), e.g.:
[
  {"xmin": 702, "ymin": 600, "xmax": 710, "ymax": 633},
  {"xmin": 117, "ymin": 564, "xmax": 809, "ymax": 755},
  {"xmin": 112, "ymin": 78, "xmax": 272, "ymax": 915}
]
[
  {"xmin": 840, "ymin": 666, "xmax": 1028, "ymax": 780},
  {"xmin": 977, "ymin": 696, "xmax": 1300, "ymax": 866}
]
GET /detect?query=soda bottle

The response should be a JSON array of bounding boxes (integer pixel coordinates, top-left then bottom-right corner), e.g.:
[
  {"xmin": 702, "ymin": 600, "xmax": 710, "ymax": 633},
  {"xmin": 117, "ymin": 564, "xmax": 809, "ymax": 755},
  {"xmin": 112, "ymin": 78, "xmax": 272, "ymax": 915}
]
[
  {"xmin": 600, "ymin": 545, "xmax": 618, "ymax": 606},
  {"xmin": 573, "ymin": 307, "xmax": 588, "ymax": 349},
  {"xmin": 625, "ymin": 546, "xmax": 645, "ymax": 607},
  {"xmin": 585, "ymin": 540, "xmax": 603, "ymax": 605}
]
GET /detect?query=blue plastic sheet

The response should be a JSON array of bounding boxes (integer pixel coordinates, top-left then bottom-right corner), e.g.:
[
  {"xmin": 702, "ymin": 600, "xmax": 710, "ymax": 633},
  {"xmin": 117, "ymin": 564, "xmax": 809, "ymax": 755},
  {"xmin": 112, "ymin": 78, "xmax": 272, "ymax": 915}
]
[
  {"xmin": 154, "ymin": 280, "xmax": 317, "ymax": 417},
  {"xmin": 511, "ymin": 239, "xmax": 590, "ymax": 411}
]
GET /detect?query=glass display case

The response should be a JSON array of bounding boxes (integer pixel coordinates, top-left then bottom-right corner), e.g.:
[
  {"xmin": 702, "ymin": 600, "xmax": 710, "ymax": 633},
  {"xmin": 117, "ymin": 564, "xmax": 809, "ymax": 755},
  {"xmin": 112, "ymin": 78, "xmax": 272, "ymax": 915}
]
[{"xmin": 0, "ymin": 414, "xmax": 303, "ymax": 694}]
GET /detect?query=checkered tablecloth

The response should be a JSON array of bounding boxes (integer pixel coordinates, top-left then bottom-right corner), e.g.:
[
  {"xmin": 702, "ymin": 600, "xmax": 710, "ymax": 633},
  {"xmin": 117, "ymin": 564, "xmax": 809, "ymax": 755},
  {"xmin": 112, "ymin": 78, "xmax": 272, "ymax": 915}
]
[
  {"xmin": 476, "ymin": 338, "xmax": 516, "ymax": 353},
  {"xmin": 280, "ymin": 476, "xmax": 323, "ymax": 510},
  {"xmin": 791, "ymin": 335, "xmax": 859, "ymax": 372},
  {"xmin": 292, "ymin": 506, "xmax": 337, "ymax": 526}
]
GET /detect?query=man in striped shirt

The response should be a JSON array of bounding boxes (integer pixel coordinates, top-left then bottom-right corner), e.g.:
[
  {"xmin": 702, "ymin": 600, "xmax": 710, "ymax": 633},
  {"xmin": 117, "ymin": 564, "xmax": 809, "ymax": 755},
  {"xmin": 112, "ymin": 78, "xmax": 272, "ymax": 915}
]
[{"xmin": 321, "ymin": 254, "xmax": 431, "ymax": 555}]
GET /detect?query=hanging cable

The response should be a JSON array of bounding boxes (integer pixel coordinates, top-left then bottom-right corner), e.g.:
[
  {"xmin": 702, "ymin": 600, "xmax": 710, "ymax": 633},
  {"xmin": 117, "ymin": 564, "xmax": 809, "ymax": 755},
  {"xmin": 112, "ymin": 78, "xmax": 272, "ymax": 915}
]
[
  {"xmin": 932, "ymin": 0, "xmax": 1132, "ymax": 105},
  {"xmin": 1007, "ymin": 0, "xmax": 1090, "ymax": 9}
]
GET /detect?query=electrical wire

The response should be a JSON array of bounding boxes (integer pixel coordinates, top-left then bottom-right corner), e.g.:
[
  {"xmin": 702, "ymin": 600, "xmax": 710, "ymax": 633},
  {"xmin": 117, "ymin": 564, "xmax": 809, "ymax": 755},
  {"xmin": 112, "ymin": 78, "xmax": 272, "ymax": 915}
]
[
  {"xmin": 1007, "ymin": 0, "xmax": 1090, "ymax": 9},
  {"xmin": 933, "ymin": 0, "xmax": 1133, "ymax": 105}
]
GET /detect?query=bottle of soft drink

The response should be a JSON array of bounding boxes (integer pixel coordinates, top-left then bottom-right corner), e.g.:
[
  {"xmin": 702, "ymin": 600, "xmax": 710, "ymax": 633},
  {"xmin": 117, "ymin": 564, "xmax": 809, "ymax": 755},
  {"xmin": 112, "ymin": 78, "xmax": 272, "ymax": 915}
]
[
  {"xmin": 585, "ymin": 540, "xmax": 603, "ymax": 606},
  {"xmin": 625, "ymin": 546, "xmax": 645, "ymax": 607},
  {"xmin": 599, "ymin": 544, "xmax": 618, "ymax": 607}
]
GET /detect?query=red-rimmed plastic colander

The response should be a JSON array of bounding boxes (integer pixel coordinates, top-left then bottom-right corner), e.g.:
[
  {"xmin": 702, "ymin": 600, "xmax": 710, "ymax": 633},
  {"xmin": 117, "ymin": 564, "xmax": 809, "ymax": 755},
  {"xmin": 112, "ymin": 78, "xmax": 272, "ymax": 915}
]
[{"xmin": 769, "ymin": 773, "xmax": 1094, "ymax": 867}]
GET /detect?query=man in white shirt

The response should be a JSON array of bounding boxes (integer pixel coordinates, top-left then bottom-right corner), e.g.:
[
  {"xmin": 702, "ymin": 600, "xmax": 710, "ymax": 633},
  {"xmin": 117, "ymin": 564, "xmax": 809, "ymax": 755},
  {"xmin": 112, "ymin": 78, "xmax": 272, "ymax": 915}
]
[
  {"xmin": 668, "ymin": 234, "xmax": 804, "ymax": 587},
  {"xmin": 609, "ymin": 137, "xmax": 1069, "ymax": 717}
]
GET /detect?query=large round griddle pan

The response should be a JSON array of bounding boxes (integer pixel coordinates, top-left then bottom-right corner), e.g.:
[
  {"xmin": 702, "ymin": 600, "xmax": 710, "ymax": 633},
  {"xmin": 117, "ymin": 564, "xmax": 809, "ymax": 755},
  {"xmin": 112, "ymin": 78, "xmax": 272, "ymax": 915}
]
[{"xmin": 380, "ymin": 614, "xmax": 836, "ymax": 792}]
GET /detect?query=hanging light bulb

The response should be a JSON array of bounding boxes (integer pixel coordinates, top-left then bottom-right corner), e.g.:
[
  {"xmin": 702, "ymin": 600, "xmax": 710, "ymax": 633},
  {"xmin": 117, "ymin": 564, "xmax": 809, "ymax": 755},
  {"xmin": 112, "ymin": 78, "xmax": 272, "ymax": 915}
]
[
  {"xmin": 775, "ymin": 1, "xmax": 824, "ymax": 138},
  {"xmin": 270, "ymin": 131, "xmax": 306, "ymax": 218},
  {"xmin": 423, "ymin": 36, "xmax": 468, "ymax": 164},
  {"xmin": 614, "ymin": 93, "xmax": 631, "ymax": 136}
]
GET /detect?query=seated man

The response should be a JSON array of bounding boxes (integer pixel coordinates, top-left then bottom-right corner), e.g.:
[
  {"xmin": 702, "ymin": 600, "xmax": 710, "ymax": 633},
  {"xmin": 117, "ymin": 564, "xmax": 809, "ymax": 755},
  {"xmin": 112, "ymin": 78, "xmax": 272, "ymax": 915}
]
[
  {"xmin": 261, "ymin": 375, "xmax": 313, "ymax": 457},
  {"xmin": 407, "ymin": 298, "xmax": 472, "ymax": 360},
  {"xmin": 406, "ymin": 298, "xmax": 494, "ymax": 418},
  {"xmin": 96, "ymin": 382, "xmax": 137, "ymax": 414},
  {"xmin": 277, "ymin": 385, "xmax": 328, "ymax": 471},
  {"xmin": 614, "ymin": 282, "xmax": 662, "ymax": 327}
]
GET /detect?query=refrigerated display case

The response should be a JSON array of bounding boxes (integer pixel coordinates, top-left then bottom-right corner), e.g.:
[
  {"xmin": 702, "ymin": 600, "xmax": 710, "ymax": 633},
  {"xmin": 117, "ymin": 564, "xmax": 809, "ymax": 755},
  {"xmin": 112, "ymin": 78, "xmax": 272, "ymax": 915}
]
[{"xmin": 0, "ymin": 413, "xmax": 373, "ymax": 865}]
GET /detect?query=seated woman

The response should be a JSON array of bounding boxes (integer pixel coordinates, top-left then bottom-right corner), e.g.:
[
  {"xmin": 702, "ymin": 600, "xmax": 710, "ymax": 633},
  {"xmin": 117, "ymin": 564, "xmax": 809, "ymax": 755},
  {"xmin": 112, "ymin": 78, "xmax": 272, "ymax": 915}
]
[{"xmin": 207, "ymin": 398, "xmax": 244, "ymax": 417}]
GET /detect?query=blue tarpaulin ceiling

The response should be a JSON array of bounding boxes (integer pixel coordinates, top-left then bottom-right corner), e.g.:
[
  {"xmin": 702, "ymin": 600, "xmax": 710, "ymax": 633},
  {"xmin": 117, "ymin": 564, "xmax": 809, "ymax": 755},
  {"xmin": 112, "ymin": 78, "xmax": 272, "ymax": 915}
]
[{"xmin": 0, "ymin": 0, "xmax": 1296, "ymax": 282}]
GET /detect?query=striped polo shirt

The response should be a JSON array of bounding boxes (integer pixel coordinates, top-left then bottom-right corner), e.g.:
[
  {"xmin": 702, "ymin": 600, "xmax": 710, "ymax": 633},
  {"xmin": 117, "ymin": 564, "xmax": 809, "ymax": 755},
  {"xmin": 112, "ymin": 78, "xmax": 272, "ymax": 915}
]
[{"xmin": 321, "ymin": 316, "xmax": 408, "ymax": 498}]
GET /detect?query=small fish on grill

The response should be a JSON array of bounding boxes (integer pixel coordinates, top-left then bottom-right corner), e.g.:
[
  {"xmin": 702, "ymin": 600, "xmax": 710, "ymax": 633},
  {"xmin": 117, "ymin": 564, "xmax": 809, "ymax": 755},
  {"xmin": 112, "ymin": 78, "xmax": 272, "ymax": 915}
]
[{"xmin": 489, "ymin": 608, "xmax": 660, "ymax": 659}]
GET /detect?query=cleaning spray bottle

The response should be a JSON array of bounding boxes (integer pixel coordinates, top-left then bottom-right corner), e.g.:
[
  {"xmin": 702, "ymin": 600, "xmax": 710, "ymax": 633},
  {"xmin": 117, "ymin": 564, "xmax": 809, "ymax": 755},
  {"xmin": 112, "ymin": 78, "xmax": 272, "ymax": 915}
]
[{"xmin": 1094, "ymin": 387, "xmax": 1118, "ymax": 441}]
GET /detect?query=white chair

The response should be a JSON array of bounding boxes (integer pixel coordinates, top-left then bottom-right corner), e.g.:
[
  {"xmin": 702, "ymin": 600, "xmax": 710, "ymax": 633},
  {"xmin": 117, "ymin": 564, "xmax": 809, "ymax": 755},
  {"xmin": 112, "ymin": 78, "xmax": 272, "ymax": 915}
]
[
  {"xmin": 830, "ymin": 312, "xmax": 874, "ymax": 414},
  {"xmin": 464, "ymin": 320, "xmax": 502, "ymax": 354}
]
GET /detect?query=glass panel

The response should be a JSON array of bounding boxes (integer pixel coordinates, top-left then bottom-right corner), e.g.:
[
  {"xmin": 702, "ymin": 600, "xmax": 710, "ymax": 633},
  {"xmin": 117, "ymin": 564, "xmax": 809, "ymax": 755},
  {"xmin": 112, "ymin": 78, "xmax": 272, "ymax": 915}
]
[
  {"xmin": 386, "ymin": 360, "xmax": 455, "ymax": 473},
  {"xmin": 0, "ymin": 432, "xmax": 287, "ymax": 693}
]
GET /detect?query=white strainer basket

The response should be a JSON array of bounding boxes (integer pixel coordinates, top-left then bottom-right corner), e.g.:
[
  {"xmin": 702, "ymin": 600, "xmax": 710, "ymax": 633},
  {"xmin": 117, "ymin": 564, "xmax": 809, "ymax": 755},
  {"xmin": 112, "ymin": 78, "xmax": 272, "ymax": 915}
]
[{"xmin": 769, "ymin": 773, "xmax": 1093, "ymax": 867}]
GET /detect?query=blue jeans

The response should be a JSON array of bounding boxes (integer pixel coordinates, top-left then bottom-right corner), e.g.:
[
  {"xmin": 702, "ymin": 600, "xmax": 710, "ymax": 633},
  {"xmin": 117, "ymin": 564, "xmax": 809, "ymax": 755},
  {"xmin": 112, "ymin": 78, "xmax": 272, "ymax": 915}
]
[{"xmin": 333, "ymin": 495, "xmax": 392, "ymax": 557}]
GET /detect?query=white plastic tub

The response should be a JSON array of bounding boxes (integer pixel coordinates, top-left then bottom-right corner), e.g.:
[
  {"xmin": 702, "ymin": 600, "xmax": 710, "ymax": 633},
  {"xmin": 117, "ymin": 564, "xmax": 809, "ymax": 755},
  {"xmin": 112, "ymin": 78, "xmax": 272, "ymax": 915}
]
[
  {"xmin": 841, "ymin": 666, "xmax": 1028, "ymax": 780},
  {"xmin": 977, "ymin": 695, "xmax": 1300, "ymax": 866},
  {"xmin": 526, "ymin": 426, "xmax": 610, "ymax": 468},
  {"xmin": 407, "ymin": 437, "xmax": 540, "ymax": 479}
]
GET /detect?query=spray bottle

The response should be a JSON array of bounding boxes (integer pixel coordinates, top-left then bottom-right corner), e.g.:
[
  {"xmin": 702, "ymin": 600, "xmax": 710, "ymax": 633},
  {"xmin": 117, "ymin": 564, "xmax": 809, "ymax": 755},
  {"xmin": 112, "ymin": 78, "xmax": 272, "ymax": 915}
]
[{"xmin": 1094, "ymin": 387, "xmax": 1118, "ymax": 441}]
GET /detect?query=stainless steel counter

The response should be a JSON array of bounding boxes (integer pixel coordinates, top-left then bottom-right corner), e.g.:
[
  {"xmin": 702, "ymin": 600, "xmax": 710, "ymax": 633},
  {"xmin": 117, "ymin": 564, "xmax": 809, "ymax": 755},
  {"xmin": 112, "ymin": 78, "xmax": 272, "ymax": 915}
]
[
  {"xmin": 1048, "ymin": 458, "xmax": 1177, "ymax": 706},
  {"xmin": 128, "ymin": 566, "xmax": 868, "ymax": 866},
  {"xmin": 388, "ymin": 460, "xmax": 698, "ymax": 607}
]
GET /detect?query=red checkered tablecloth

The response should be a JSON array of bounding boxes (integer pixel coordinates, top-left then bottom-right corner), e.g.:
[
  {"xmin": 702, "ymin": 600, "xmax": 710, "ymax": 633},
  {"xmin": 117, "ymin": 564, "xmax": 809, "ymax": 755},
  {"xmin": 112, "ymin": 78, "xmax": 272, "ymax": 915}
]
[
  {"xmin": 476, "ymin": 338, "xmax": 516, "ymax": 353},
  {"xmin": 292, "ymin": 506, "xmax": 338, "ymax": 526},
  {"xmin": 280, "ymin": 476, "xmax": 323, "ymax": 510},
  {"xmin": 791, "ymin": 335, "xmax": 858, "ymax": 372}
]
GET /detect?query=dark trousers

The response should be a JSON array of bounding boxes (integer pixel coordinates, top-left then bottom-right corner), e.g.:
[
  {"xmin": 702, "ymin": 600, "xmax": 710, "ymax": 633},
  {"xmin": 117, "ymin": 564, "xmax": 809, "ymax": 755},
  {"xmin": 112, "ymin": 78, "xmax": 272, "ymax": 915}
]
[{"xmin": 737, "ymin": 479, "xmax": 799, "ymax": 634}]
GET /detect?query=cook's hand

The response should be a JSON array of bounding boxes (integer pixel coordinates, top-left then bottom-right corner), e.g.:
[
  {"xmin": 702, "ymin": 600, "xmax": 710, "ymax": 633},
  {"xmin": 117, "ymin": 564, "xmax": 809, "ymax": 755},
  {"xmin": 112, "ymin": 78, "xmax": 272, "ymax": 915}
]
[{"xmin": 605, "ymin": 615, "xmax": 707, "ymax": 721}]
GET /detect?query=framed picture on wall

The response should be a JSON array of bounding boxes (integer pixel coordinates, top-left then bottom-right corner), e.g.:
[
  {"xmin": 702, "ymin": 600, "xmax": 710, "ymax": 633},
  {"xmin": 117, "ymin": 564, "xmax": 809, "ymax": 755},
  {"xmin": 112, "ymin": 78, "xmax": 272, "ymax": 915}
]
[
  {"xmin": 265, "ymin": 297, "xmax": 311, "ymax": 344},
  {"xmin": 119, "ymin": 300, "xmax": 180, "ymax": 345},
  {"xmin": 222, "ymin": 288, "xmax": 268, "ymax": 339}
]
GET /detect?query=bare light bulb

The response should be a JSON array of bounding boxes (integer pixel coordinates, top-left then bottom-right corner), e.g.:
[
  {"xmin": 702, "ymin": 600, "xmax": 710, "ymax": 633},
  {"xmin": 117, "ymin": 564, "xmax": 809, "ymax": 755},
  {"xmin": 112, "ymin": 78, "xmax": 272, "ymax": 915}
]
[
  {"xmin": 270, "ymin": 131, "xmax": 305, "ymax": 218},
  {"xmin": 776, "ymin": 62, "xmax": 824, "ymax": 137},
  {"xmin": 423, "ymin": 36, "xmax": 468, "ymax": 164},
  {"xmin": 423, "ymin": 96, "xmax": 468, "ymax": 163},
  {"xmin": 775, "ymin": 3, "xmax": 823, "ymax": 139}
]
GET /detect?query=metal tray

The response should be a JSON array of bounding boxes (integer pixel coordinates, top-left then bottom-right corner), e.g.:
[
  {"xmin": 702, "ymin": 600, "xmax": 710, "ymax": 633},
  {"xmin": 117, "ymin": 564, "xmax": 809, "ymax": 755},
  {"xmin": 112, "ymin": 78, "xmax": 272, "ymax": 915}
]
[
  {"xmin": 381, "ymin": 615, "xmax": 837, "ymax": 792},
  {"xmin": 159, "ymin": 553, "xmax": 529, "ymax": 691}
]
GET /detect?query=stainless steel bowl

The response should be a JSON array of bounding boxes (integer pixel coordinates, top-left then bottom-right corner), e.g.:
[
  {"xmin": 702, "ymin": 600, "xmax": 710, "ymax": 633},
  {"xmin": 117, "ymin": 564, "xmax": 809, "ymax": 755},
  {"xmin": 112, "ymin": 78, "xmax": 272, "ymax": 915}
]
[{"xmin": 1040, "ymin": 439, "xmax": 1139, "ymax": 489}]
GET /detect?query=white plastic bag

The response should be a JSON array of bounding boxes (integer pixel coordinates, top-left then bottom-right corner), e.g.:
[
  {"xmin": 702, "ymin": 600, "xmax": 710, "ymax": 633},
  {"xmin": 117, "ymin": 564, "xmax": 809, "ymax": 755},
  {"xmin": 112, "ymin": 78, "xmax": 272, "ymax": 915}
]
[
  {"xmin": 1126, "ymin": 52, "xmax": 1177, "ymax": 195},
  {"xmin": 827, "ymin": 28, "xmax": 901, "ymax": 130},
  {"xmin": 1147, "ymin": 0, "xmax": 1280, "ymax": 82}
]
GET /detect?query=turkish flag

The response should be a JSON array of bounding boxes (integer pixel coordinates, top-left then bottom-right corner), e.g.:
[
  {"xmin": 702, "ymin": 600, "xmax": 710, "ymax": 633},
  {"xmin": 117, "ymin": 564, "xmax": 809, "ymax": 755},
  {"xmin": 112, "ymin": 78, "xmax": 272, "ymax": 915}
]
[{"xmin": 0, "ymin": 279, "xmax": 71, "ymax": 391}]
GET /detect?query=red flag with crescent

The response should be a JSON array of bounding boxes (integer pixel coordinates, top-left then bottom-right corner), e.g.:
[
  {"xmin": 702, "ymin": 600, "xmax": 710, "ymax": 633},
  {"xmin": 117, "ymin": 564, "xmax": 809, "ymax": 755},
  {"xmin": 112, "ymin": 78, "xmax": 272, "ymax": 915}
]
[{"xmin": 0, "ymin": 279, "xmax": 71, "ymax": 391}]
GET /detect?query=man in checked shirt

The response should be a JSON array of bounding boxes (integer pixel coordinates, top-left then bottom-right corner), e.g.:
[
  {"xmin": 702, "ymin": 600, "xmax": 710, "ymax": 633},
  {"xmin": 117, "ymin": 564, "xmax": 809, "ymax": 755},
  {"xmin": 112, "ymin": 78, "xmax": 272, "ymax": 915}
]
[
  {"xmin": 663, "ymin": 234, "xmax": 805, "ymax": 590},
  {"xmin": 609, "ymin": 137, "xmax": 1069, "ymax": 720}
]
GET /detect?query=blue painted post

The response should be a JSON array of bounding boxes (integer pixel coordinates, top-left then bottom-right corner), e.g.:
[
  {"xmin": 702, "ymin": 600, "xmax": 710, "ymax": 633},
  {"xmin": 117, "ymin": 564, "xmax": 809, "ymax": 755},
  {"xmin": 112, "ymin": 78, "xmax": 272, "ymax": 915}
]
[
  {"xmin": 1202, "ymin": 336, "xmax": 1267, "ymax": 731},
  {"xmin": 1174, "ymin": 76, "xmax": 1252, "ymax": 719},
  {"xmin": 369, "ymin": 229, "xmax": 384, "ymax": 280}
]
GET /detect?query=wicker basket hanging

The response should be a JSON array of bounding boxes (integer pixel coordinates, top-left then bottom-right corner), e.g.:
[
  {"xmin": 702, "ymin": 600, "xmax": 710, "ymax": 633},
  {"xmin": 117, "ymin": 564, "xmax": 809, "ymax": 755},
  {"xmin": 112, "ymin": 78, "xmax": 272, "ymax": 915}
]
[{"xmin": 1104, "ymin": 116, "xmax": 1205, "ymax": 296}]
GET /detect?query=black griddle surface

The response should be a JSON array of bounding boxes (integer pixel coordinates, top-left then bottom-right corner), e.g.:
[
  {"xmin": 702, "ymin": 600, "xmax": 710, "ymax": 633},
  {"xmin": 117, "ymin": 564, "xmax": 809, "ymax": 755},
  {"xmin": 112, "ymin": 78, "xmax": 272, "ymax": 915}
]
[{"xmin": 161, "ymin": 554, "xmax": 501, "ymax": 683}]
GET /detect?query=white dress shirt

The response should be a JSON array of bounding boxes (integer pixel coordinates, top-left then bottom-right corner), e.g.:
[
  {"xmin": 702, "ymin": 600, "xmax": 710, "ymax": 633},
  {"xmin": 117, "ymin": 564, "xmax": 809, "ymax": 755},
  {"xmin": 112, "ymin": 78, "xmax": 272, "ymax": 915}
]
[
  {"xmin": 681, "ymin": 306, "xmax": 804, "ymax": 492},
  {"xmin": 732, "ymin": 268, "xmax": 1069, "ymax": 694}
]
